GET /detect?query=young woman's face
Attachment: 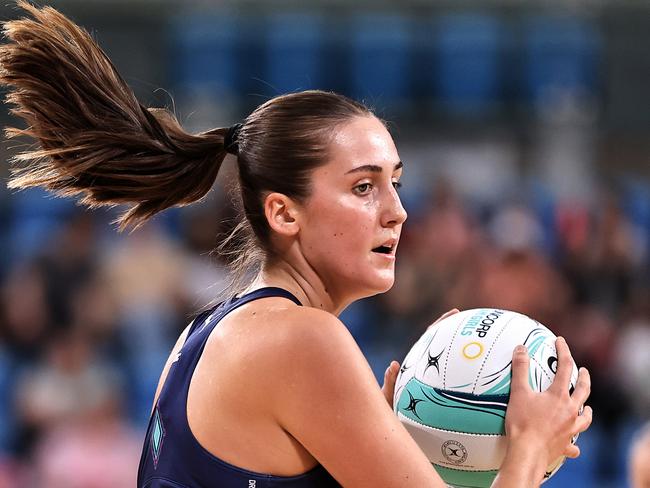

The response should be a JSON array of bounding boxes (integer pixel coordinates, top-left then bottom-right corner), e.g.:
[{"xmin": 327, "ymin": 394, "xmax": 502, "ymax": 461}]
[{"xmin": 298, "ymin": 115, "xmax": 407, "ymax": 304}]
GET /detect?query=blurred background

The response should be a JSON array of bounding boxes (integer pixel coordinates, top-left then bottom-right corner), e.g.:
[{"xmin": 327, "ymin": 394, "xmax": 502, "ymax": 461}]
[{"xmin": 0, "ymin": 0, "xmax": 649, "ymax": 486}]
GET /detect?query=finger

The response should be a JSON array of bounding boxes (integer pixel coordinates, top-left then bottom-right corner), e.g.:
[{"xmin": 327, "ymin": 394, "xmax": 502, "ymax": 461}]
[
  {"xmin": 571, "ymin": 367, "xmax": 591, "ymax": 407},
  {"xmin": 438, "ymin": 308, "xmax": 460, "ymax": 321},
  {"xmin": 427, "ymin": 309, "xmax": 460, "ymax": 330},
  {"xmin": 550, "ymin": 337, "xmax": 573, "ymax": 395},
  {"xmin": 388, "ymin": 360, "xmax": 400, "ymax": 380},
  {"xmin": 509, "ymin": 345, "xmax": 531, "ymax": 395},
  {"xmin": 564, "ymin": 444, "xmax": 581, "ymax": 459},
  {"xmin": 574, "ymin": 405, "xmax": 593, "ymax": 434},
  {"xmin": 382, "ymin": 361, "xmax": 399, "ymax": 405}
]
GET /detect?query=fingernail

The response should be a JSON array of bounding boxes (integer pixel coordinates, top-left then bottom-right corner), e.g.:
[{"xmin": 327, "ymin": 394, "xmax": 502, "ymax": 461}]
[{"xmin": 515, "ymin": 345, "xmax": 526, "ymax": 354}]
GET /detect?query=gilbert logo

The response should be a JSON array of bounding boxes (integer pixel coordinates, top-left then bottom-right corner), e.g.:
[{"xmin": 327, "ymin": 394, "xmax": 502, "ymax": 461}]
[
  {"xmin": 441, "ymin": 440, "xmax": 468, "ymax": 464},
  {"xmin": 248, "ymin": 481, "xmax": 256, "ymax": 488}
]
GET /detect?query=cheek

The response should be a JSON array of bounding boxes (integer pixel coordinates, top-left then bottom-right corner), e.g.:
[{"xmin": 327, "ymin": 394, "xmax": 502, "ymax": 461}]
[
  {"xmin": 305, "ymin": 198, "xmax": 375, "ymax": 261},
  {"xmin": 333, "ymin": 200, "xmax": 374, "ymax": 245}
]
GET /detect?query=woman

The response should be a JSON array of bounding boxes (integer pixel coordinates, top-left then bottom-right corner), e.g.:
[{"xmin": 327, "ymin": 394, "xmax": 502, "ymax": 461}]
[{"xmin": 0, "ymin": 2, "xmax": 592, "ymax": 487}]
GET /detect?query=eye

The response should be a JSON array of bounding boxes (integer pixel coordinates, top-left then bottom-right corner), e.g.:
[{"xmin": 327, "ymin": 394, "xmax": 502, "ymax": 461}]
[
  {"xmin": 392, "ymin": 181, "xmax": 402, "ymax": 191},
  {"xmin": 354, "ymin": 183, "xmax": 373, "ymax": 195}
]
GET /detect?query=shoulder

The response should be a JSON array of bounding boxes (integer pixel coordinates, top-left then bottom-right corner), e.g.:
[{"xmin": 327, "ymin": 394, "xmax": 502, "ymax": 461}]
[
  {"xmin": 274, "ymin": 305, "xmax": 350, "ymax": 341},
  {"xmin": 202, "ymin": 299, "xmax": 358, "ymax": 373},
  {"xmin": 262, "ymin": 305, "xmax": 362, "ymax": 367},
  {"xmin": 216, "ymin": 300, "xmax": 367, "ymax": 390},
  {"xmin": 200, "ymin": 300, "xmax": 368, "ymax": 414},
  {"xmin": 256, "ymin": 305, "xmax": 374, "ymax": 406}
]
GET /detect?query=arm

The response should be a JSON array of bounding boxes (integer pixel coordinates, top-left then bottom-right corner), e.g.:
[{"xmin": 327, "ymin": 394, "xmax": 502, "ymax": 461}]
[
  {"xmin": 273, "ymin": 308, "xmax": 591, "ymax": 488},
  {"xmin": 271, "ymin": 308, "xmax": 447, "ymax": 487}
]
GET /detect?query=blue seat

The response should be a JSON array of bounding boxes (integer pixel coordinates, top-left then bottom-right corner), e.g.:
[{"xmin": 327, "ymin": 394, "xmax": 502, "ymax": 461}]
[
  {"xmin": 349, "ymin": 14, "xmax": 413, "ymax": 111},
  {"xmin": 10, "ymin": 187, "xmax": 74, "ymax": 221},
  {"xmin": 621, "ymin": 178, "xmax": 650, "ymax": 239},
  {"xmin": 8, "ymin": 188, "xmax": 75, "ymax": 262},
  {"xmin": 264, "ymin": 13, "xmax": 325, "ymax": 95},
  {"xmin": 0, "ymin": 346, "xmax": 17, "ymax": 454},
  {"xmin": 170, "ymin": 14, "xmax": 242, "ymax": 99},
  {"xmin": 430, "ymin": 13, "xmax": 504, "ymax": 116},
  {"xmin": 523, "ymin": 15, "xmax": 600, "ymax": 107}
]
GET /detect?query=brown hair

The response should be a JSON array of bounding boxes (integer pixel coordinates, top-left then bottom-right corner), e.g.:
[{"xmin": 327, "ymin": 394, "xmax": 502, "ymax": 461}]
[{"xmin": 0, "ymin": 1, "xmax": 373, "ymax": 288}]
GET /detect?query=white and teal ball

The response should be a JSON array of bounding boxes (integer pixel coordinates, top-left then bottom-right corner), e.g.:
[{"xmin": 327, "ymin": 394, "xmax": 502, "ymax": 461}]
[{"xmin": 393, "ymin": 309, "xmax": 578, "ymax": 488}]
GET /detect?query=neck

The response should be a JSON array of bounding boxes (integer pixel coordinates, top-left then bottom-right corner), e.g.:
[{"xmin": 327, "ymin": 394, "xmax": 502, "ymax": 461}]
[{"xmin": 243, "ymin": 256, "xmax": 351, "ymax": 316}]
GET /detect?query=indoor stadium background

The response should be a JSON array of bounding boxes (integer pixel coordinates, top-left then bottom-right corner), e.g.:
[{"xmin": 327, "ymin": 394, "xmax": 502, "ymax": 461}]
[{"xmin": 0, "ymin": 1, "xmax": 649, "ymax": 486}]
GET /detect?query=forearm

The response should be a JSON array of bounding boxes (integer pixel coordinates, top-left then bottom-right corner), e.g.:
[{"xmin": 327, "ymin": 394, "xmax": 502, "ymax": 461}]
[{"xmin": 490, "ymin": 438, "xmax": 547, "ymax": 488}]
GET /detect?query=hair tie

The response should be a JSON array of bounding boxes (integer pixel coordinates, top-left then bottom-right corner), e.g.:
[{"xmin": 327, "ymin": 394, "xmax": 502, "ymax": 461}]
[{"xmin": 224, "ymin": 123, "xmax": 242, "ymax": 155}]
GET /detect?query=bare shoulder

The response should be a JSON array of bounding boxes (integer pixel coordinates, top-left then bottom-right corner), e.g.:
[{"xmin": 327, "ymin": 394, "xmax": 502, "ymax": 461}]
[
  {"xmin": 272, "ymin": 305, "xmax": 352, "ymax": 346},
  {"xmin": 240, "ymin": 302, "xmax": 375, "ymax": 404},
  {"xmin": 209, "ymin": 300, "xmax": 367, "ymax": 400},
  {"xmin": 249, "ymin": 304, "xmax": 363, "ymax": 373},
  {"xmin": 198, "ymin": 299, "xmax": 365, "ymax": 422},
  {"xmin": 201, "ymin": 299, "xmax": 355, "ymax": 373}
]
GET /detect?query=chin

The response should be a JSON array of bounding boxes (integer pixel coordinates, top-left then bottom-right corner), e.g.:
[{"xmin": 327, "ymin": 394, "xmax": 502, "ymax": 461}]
[
  {"xmin": 336, "ymin": 277, "xmax": 394, "ymax": 311},
  {"xmin": 332, "ymin": 267, "xmax": 395, "ymax": 302},
  {"xmin": 361, "ymin": 274, "xmax": 395, "ymax": 296},
  {"xmin": 377, "ymin": 278, "xmax": 395, "ymax": 294}
]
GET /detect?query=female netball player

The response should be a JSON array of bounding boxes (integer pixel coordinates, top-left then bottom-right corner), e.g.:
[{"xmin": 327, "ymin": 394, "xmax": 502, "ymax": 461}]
[{"xmin": 0, "ymin": 3, "xmax": 592, "ymax": 487}]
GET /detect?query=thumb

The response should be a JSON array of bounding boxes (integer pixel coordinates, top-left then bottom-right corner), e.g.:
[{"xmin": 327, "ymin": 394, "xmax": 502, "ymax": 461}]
[
  {"xmin": 510, "ymin": 345, "xmax": 531, "ymax": 395},
  {"xmin": 382, "ymin": 361, "xmax": 400, "ymax": 407},
  {"xmin": 428, "ymin": 308, "xmax": 460, "ymax": 331}
]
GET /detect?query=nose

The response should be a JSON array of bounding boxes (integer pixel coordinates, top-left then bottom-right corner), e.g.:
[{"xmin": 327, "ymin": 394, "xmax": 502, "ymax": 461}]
[{"xmin": 381, "ymin": 186, "xmax": 408, "ymax": 228}]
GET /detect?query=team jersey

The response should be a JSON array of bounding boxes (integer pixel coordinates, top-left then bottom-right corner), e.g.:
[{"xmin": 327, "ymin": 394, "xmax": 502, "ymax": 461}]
[{"xmin": 137, "ymin": 287, "xmax": 340, "ymax": 487}]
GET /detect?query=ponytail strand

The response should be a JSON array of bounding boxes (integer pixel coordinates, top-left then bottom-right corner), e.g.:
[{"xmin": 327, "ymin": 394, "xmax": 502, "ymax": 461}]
[{"xmin": 0, "ymin": 1, "xmax": 228, "ymax": 230}]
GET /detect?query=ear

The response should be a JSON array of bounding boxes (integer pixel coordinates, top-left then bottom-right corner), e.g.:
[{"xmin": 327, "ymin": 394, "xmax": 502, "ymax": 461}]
[{"xmin": 264, "ymin": 192, "xmax": 300, "ymax": 237}]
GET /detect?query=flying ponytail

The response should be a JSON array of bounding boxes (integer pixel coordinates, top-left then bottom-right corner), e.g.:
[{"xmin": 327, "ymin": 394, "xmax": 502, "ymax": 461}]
[
  {"xmin": 1, "ymin": 1, "xmax": 376, "ymax": 292},
  {"xmin": 0, "ymin": 1, "xmax": 228, "ymax": 230}
]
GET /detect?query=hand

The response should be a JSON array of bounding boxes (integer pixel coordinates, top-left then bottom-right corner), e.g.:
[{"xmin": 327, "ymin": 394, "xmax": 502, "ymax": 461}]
[
  {"xmin": 382, "ymin": 308, "xmax": 460, "ymax": 408},
  {"xmin": 504, "ymin": 337, "xmax": 592, "ymax": 478},
  {"xmin": 427, "ymin": 308, "xmax": 460, "ymax": 331}
]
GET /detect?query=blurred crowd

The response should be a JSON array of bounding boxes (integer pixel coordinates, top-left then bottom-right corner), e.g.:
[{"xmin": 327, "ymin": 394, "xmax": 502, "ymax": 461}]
[
  {"xmin": 0, "ymin": 185, "xmax": 235, "ymax": 487},
  {"xmin": 0, "ymin": 2, "xmax": 648, "ymax": 487},
  {"xmin": 0, "ymin": 163, "xmax": 647, "ymax": 487}
]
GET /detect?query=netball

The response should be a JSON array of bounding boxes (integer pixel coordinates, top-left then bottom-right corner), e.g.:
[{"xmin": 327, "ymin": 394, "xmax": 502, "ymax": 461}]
[{"xmin": 394, "ymin": 309, "xmax": 579, "ymax": 488}]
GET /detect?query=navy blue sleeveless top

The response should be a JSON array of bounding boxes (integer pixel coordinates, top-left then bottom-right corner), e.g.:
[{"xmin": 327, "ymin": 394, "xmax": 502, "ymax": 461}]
[{"xmin": 137, "ymin": 287, "xmax": 340, "ymax": 488}]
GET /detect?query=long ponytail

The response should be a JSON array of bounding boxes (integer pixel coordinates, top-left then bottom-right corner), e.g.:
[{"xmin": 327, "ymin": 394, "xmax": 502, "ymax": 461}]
[{"xmin": 0, "ymin": 1, "xmax": 228, "ymax": 230}]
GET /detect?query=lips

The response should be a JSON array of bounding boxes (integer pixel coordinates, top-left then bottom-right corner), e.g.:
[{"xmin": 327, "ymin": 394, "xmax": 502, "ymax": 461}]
[{"xmin": 372, "ymin": 238, "xmax": 397, "ymax": 255}]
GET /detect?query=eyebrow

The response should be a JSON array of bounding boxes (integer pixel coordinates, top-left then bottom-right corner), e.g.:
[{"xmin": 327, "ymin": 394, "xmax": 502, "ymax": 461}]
[{"xmin": 345, "ymin": 161, "xmax": 403, "ymax": 174}]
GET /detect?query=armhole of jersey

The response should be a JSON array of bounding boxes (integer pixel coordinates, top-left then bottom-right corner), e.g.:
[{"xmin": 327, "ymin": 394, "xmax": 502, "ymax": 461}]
[
  {"xmin": 150, "ymin": 307, "xmax": 217, "ymax": 412},
  {"xmin": 186, "ymin": 307, "xmax": 218, "ymax": 339}
]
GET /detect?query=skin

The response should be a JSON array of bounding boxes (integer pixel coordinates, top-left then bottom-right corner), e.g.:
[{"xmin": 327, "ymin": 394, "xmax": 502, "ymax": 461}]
[
  {"xmin": 151, "ymin": 115, "xmax": 592, "ymax": 487},
  {"xmin": 630, "ymin": 426, "xmax": 650, "ymax": 488}
]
